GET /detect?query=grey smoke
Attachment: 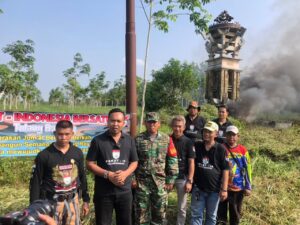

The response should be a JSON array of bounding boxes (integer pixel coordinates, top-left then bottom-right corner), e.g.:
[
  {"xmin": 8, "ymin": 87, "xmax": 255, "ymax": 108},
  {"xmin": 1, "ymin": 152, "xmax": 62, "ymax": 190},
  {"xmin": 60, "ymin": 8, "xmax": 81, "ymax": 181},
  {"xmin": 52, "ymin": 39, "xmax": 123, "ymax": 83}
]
[{"xmin": 234, "ymin": 0, "xmax": 300, "ymax": 121}]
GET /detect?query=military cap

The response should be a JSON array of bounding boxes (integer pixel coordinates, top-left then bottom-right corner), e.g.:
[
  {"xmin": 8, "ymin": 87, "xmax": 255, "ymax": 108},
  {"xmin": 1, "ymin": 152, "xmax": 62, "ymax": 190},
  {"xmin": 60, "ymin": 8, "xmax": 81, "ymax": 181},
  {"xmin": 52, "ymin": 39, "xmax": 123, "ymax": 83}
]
[{"xmin": 145, "ymin": 112, "xmax": 159, "ymax": 122}]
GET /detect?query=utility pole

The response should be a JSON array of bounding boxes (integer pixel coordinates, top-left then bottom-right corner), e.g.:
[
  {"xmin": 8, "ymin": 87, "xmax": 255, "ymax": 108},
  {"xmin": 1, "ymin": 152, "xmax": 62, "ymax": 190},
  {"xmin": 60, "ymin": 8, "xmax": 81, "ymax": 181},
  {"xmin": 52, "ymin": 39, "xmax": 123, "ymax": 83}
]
[{"xmin": 126, "ymin": 0, "xmax": 137, "ymax": 137}]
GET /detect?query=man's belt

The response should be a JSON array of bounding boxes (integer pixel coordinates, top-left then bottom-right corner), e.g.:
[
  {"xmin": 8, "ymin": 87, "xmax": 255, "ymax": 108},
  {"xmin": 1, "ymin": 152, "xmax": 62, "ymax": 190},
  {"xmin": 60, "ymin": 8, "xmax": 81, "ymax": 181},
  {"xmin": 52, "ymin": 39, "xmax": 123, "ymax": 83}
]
[{"xmin": 46, "ymin": 191, "xmax": 76, "ymax": 202}]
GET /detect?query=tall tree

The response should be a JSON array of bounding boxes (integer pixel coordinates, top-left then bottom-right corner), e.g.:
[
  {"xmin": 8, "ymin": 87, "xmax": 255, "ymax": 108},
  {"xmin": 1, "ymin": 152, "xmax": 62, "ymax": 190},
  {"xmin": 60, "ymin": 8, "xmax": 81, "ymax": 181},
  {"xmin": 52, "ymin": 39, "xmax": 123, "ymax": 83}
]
[
  {"xmin": 107, "ymin": 76, "xmax": 126, "ymax": 106},
  {"xmin": 2, "ymin": 39, "xmax": 39, "ymax": 109},
  {"xmin": 146, "ymin": 58, "xmax": 199, "ymax": 111},
  {"xmin": 87, "ymin": 71, "xmax": 110, "ymax": 106},
  {"xmin": 49, "ymin": 87, "xmax": 65, "ymax": 106},
  {"xmin": 191, "ymin": 62, "xmax": 207, "ymax": 103},
  {"xmin": 139, "ymin": 0, "xmax": 212, "ymax": 131},
  {"xmin": 136, "ymin": 76, "xmax": 144, "ymax": 106},
  {"xmin": 63, "ymin": 53, "xmax": 90, "ymax": 107},
  {"xmin": 21, "ymin": 68, "xmax": 39, "ymax": 109},
  {"xmin": 26, "ymin": 86, "xmax": 42, "ymax": 108},
  {"xmin": 0, "ymin": 64, "xmax": 13, "ymax": 109}
]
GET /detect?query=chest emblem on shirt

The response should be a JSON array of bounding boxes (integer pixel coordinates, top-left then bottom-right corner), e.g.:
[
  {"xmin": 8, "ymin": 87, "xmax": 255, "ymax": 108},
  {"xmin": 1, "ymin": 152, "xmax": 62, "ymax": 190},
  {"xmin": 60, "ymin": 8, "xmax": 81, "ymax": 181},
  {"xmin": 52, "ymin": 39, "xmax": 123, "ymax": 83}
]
[
  {"xmin": 52, "ymin": 159, "xmax": 78, "ymax": 192},
  {"xmin": 198, "ymin": 156, "xmax": 214, "ymax": 169},
  {"xmin": 189, "ymin": 125, "xmax": 194, "ymax": 131},
  {"xmin": 202, "ymin": 157, "xmax": 209, "ymax": 166},
  {"xmin": 112, "ymin": 149, "xmax": 120, "ymax": 159}
]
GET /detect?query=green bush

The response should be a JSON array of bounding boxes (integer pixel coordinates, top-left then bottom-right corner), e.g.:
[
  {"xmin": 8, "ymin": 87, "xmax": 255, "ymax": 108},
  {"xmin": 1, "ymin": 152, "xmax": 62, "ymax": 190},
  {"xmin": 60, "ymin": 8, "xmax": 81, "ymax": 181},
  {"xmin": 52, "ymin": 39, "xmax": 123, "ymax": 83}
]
[{"xmin": 0, "ymin": 157, "xmax": 33, "ymax": 186}]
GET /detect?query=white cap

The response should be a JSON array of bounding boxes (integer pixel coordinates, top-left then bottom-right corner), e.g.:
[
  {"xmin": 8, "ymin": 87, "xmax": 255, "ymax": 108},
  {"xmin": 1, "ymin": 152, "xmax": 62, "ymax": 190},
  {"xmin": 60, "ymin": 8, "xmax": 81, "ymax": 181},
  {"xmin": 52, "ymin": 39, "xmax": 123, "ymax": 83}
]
[{"xmin": 226, "ymin": 125, "xmax": 239, "ymax": 134}]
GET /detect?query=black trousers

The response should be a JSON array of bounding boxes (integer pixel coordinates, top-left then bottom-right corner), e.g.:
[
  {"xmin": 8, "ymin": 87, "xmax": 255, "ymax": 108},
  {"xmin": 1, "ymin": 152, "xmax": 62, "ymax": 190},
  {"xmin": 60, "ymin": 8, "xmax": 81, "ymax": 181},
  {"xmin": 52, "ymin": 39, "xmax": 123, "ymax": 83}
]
[
  {"xmin": 217, "ymin": 190, "xmax": 244, "ymax": 225},
  {"xmin": 94, "ymin": 192, "xmax": 132, "ymax": 225},
  {"xmin": 131, "ymin": 189, "xmax": 136, "ymax": 225}
]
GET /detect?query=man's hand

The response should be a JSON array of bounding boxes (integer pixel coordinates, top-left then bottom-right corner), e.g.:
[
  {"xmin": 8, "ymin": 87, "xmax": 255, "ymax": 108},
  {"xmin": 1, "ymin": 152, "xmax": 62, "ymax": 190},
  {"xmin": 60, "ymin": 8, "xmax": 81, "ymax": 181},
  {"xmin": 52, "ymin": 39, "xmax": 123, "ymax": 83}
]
[
  {"xmin": 39, "ymin": 214, "xmax": 56, "ymax": 225},
  {"xmin": 164, "ymin": 183, "xmax": 174, "ymax": 191},
  {"xmin": 81, "ymin": 202, "xmax": 89, "ymax": 217},
  {"xmin": 115, "ymin": 170, "xmax": 128, "ymax": 185},
  {"xmin": 131, "ymin": 179, "xmax": 138, "ymax": 189},
  {"xmin": 185, "ymin": 182, "xmax": 192, "ymax": 193},
  {"xmin": 108, "ymin": 171, "xmax": 124, "ymax": 187},
  {"xmin": 244, "ymin": 189, "xmax": 251, "ymax": 196},
  {"xmin": 219, "ymin": 190, "xmax": 228, "ymax": 202}
]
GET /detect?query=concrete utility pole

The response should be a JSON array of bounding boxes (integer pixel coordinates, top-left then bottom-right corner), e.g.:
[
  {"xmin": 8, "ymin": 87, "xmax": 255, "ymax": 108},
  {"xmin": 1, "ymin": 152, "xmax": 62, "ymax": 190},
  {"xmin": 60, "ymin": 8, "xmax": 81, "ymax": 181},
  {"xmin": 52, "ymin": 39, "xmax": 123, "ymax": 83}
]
[{"xmin": 126, "ymin": 0, "xmax": 137, "ymax": 137}]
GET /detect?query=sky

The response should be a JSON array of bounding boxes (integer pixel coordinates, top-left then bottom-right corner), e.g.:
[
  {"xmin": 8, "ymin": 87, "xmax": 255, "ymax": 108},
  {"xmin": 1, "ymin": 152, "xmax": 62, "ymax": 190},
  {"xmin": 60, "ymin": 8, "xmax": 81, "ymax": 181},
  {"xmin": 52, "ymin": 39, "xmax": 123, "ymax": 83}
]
[{"xmin": 0, "ymin": 0, "xmax": 278, "ymax": 100}]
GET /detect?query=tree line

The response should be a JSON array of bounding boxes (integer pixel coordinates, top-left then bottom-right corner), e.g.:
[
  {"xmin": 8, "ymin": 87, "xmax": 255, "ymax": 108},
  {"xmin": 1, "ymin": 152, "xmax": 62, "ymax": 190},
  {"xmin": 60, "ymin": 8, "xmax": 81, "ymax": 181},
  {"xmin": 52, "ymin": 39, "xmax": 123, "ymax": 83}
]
[{"xmin": 0, "ymin": 39, "xmax": 206, "ymax": 111}]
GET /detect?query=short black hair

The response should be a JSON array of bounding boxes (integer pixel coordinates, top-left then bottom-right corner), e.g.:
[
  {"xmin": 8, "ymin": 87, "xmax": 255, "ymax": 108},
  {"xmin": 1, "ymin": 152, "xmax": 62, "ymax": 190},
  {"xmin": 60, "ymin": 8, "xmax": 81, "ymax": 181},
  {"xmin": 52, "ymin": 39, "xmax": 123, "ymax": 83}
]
[
  {"xmin": 56, "ymin": 120, "xmax": 73, "ymax": 130},
  {"xmin": 217, "ymin": 104, "xmax": 229, "ymax": 112},
  {"xmin": 108, "ymin": 108, "xmax": 125, "ymax": 118}
]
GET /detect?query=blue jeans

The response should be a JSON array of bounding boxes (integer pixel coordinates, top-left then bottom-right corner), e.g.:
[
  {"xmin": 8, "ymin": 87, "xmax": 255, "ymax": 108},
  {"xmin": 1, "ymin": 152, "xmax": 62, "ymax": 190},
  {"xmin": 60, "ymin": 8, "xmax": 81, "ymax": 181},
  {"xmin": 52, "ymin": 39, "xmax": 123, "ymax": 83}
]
[{"xmin": 190, "ymin": 186, "xmax": 220, "ymax": 225}]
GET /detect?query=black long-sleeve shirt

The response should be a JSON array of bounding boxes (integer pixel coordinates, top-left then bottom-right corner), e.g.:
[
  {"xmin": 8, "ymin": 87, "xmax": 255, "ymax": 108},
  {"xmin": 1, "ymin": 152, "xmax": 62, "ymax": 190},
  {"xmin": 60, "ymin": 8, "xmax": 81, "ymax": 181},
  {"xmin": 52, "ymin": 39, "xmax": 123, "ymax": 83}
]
[
  {"xmin": 212, "ymin": 118, "xmax": 233, "ymax": 143},
  {"xmin": 30, "ymin": 143, "xmax": 90, "ymax": 203},
  {"xmin": 184, "ymin": 115, "xmax": 206, "ymax": 142}
]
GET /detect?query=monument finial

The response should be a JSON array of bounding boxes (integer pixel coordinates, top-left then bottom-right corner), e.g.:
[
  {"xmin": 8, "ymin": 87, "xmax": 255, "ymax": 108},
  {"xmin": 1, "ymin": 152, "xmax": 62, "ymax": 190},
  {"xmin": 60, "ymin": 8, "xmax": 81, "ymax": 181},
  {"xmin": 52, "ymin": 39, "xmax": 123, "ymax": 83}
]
[{"xmin": 214, "ymin": 10, "xmax": 234, "ymax": 24}]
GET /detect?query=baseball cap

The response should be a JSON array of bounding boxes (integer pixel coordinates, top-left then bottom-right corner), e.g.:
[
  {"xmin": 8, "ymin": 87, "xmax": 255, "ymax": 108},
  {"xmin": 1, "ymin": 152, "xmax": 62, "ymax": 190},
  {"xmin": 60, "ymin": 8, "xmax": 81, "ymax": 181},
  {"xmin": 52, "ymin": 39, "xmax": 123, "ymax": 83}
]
[
  {"xmin": 203, "ymin": 121, "xmax": 219, "ymax": 132},
  {"xmin": 145, "ymin": 112, "xmax": 159, "ymax": 122},
  {"xmin": 187, "ymin": 101, "xmax": 201, "ymax": 111},
  {"xmin": 226, "ymin": 125, "xmax": 239, "ymax": 134}
]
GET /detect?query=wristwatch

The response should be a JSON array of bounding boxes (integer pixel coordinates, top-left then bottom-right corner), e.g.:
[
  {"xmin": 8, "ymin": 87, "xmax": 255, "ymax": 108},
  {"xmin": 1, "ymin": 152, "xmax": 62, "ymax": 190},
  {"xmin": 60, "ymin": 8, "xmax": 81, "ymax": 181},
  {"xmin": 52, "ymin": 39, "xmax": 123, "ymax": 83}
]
[
  {"xmin": 187, "ymin": 179, "xmax": 193, "ymax": 184},
  {"xmin": 221, "ymin": 189, "xmax": 227, "ymax": 192},
  {"xmin": 103, "ymin": 170, "xmax": 109, "ymax": 179}
]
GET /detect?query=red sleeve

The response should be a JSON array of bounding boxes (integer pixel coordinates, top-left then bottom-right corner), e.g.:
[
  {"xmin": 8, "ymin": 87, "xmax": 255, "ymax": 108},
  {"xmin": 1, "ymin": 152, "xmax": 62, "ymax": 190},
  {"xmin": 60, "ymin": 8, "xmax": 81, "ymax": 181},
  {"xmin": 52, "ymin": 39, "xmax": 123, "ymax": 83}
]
[
  {"xmin": 167, "ymin": 137, "xmax": 177, "ymax": 157},
  {"xmin": 239, "ymin": 144, "xmax": 247, "ymax": 155}
]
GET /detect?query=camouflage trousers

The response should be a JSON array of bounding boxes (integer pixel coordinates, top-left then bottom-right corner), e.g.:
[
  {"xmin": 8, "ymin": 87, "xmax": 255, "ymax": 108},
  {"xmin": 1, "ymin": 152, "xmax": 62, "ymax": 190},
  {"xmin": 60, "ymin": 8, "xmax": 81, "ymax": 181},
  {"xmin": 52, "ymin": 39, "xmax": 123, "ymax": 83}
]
[
  {"xmin": 53, "ymin": 193, "xmax": 81, "ymax": 225},
  {"xmin": 135, "ymin": 178, "xmax": 168, "ymax": 225}
]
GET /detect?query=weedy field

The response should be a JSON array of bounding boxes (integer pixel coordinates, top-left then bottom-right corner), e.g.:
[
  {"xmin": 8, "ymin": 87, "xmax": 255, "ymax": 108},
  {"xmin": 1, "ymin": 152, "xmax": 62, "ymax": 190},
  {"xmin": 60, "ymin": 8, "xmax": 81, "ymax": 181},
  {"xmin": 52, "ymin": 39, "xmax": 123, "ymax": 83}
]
[{"xmin": 0, "ymin": 105, "xmax": 299, "ymax": 225}]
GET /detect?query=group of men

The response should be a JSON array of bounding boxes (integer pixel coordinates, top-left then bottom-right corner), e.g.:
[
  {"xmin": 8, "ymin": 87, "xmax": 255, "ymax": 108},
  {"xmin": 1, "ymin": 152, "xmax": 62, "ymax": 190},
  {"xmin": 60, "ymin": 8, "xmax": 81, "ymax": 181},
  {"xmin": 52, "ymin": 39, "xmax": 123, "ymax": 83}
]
[{"xmin": 30, "ymin": 101, "xmax": 252, "ymax": 225}]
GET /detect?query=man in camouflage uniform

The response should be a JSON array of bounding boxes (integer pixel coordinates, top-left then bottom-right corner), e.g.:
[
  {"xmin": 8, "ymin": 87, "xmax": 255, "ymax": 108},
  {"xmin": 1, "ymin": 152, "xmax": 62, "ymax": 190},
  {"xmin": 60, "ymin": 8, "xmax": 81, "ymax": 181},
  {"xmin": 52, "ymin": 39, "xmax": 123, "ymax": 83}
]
[{"xmin": 133, "ymin": 112, "xmax": 179, "ymax": 225}]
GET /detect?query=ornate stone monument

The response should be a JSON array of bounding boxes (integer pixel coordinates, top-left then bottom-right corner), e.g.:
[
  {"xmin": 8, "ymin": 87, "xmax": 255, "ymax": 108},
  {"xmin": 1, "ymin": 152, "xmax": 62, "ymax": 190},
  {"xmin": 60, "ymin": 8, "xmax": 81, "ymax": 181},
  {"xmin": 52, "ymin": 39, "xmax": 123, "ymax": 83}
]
[{"xmin": 204, "ymin": 11, "xmax": 246, "ymax": 103}]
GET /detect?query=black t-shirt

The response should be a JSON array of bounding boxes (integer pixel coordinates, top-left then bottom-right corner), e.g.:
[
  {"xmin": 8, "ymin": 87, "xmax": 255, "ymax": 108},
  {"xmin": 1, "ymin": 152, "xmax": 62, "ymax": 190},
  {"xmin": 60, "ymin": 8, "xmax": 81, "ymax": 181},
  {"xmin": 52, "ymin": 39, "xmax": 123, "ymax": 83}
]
[
  {"xmin": 212, "ymin": 118, "xmax": 233, "ymax": 143},
  {"xmin": 171, "ymin": 134, "xmax": 195, "ymax": 179},
  {"xmin": 194, "ymin": 142, "xmax": 229, "ymax": 192},
  {"xmin": 86, "ymin": 131, "xmax": 138, "ymax": 197},
  {"xmin": 30, "ymin": 143, "xmax": 90, "ymax": 203},
  {"xmin": 184, "ymin": 115, "xmax": 206, "ymax": 142}
]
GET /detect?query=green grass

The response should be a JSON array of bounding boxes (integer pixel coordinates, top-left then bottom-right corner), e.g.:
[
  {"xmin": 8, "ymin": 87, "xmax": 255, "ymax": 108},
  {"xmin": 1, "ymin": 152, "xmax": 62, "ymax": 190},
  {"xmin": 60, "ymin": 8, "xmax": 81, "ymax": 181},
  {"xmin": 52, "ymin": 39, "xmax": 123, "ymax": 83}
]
[
  {"xmin": 0, "ymin": 104, "xmax": 299, "ymax": 224},
  {"xmin": 1, "ymin": 124, "xmax": 299, "ymax": 225}
]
